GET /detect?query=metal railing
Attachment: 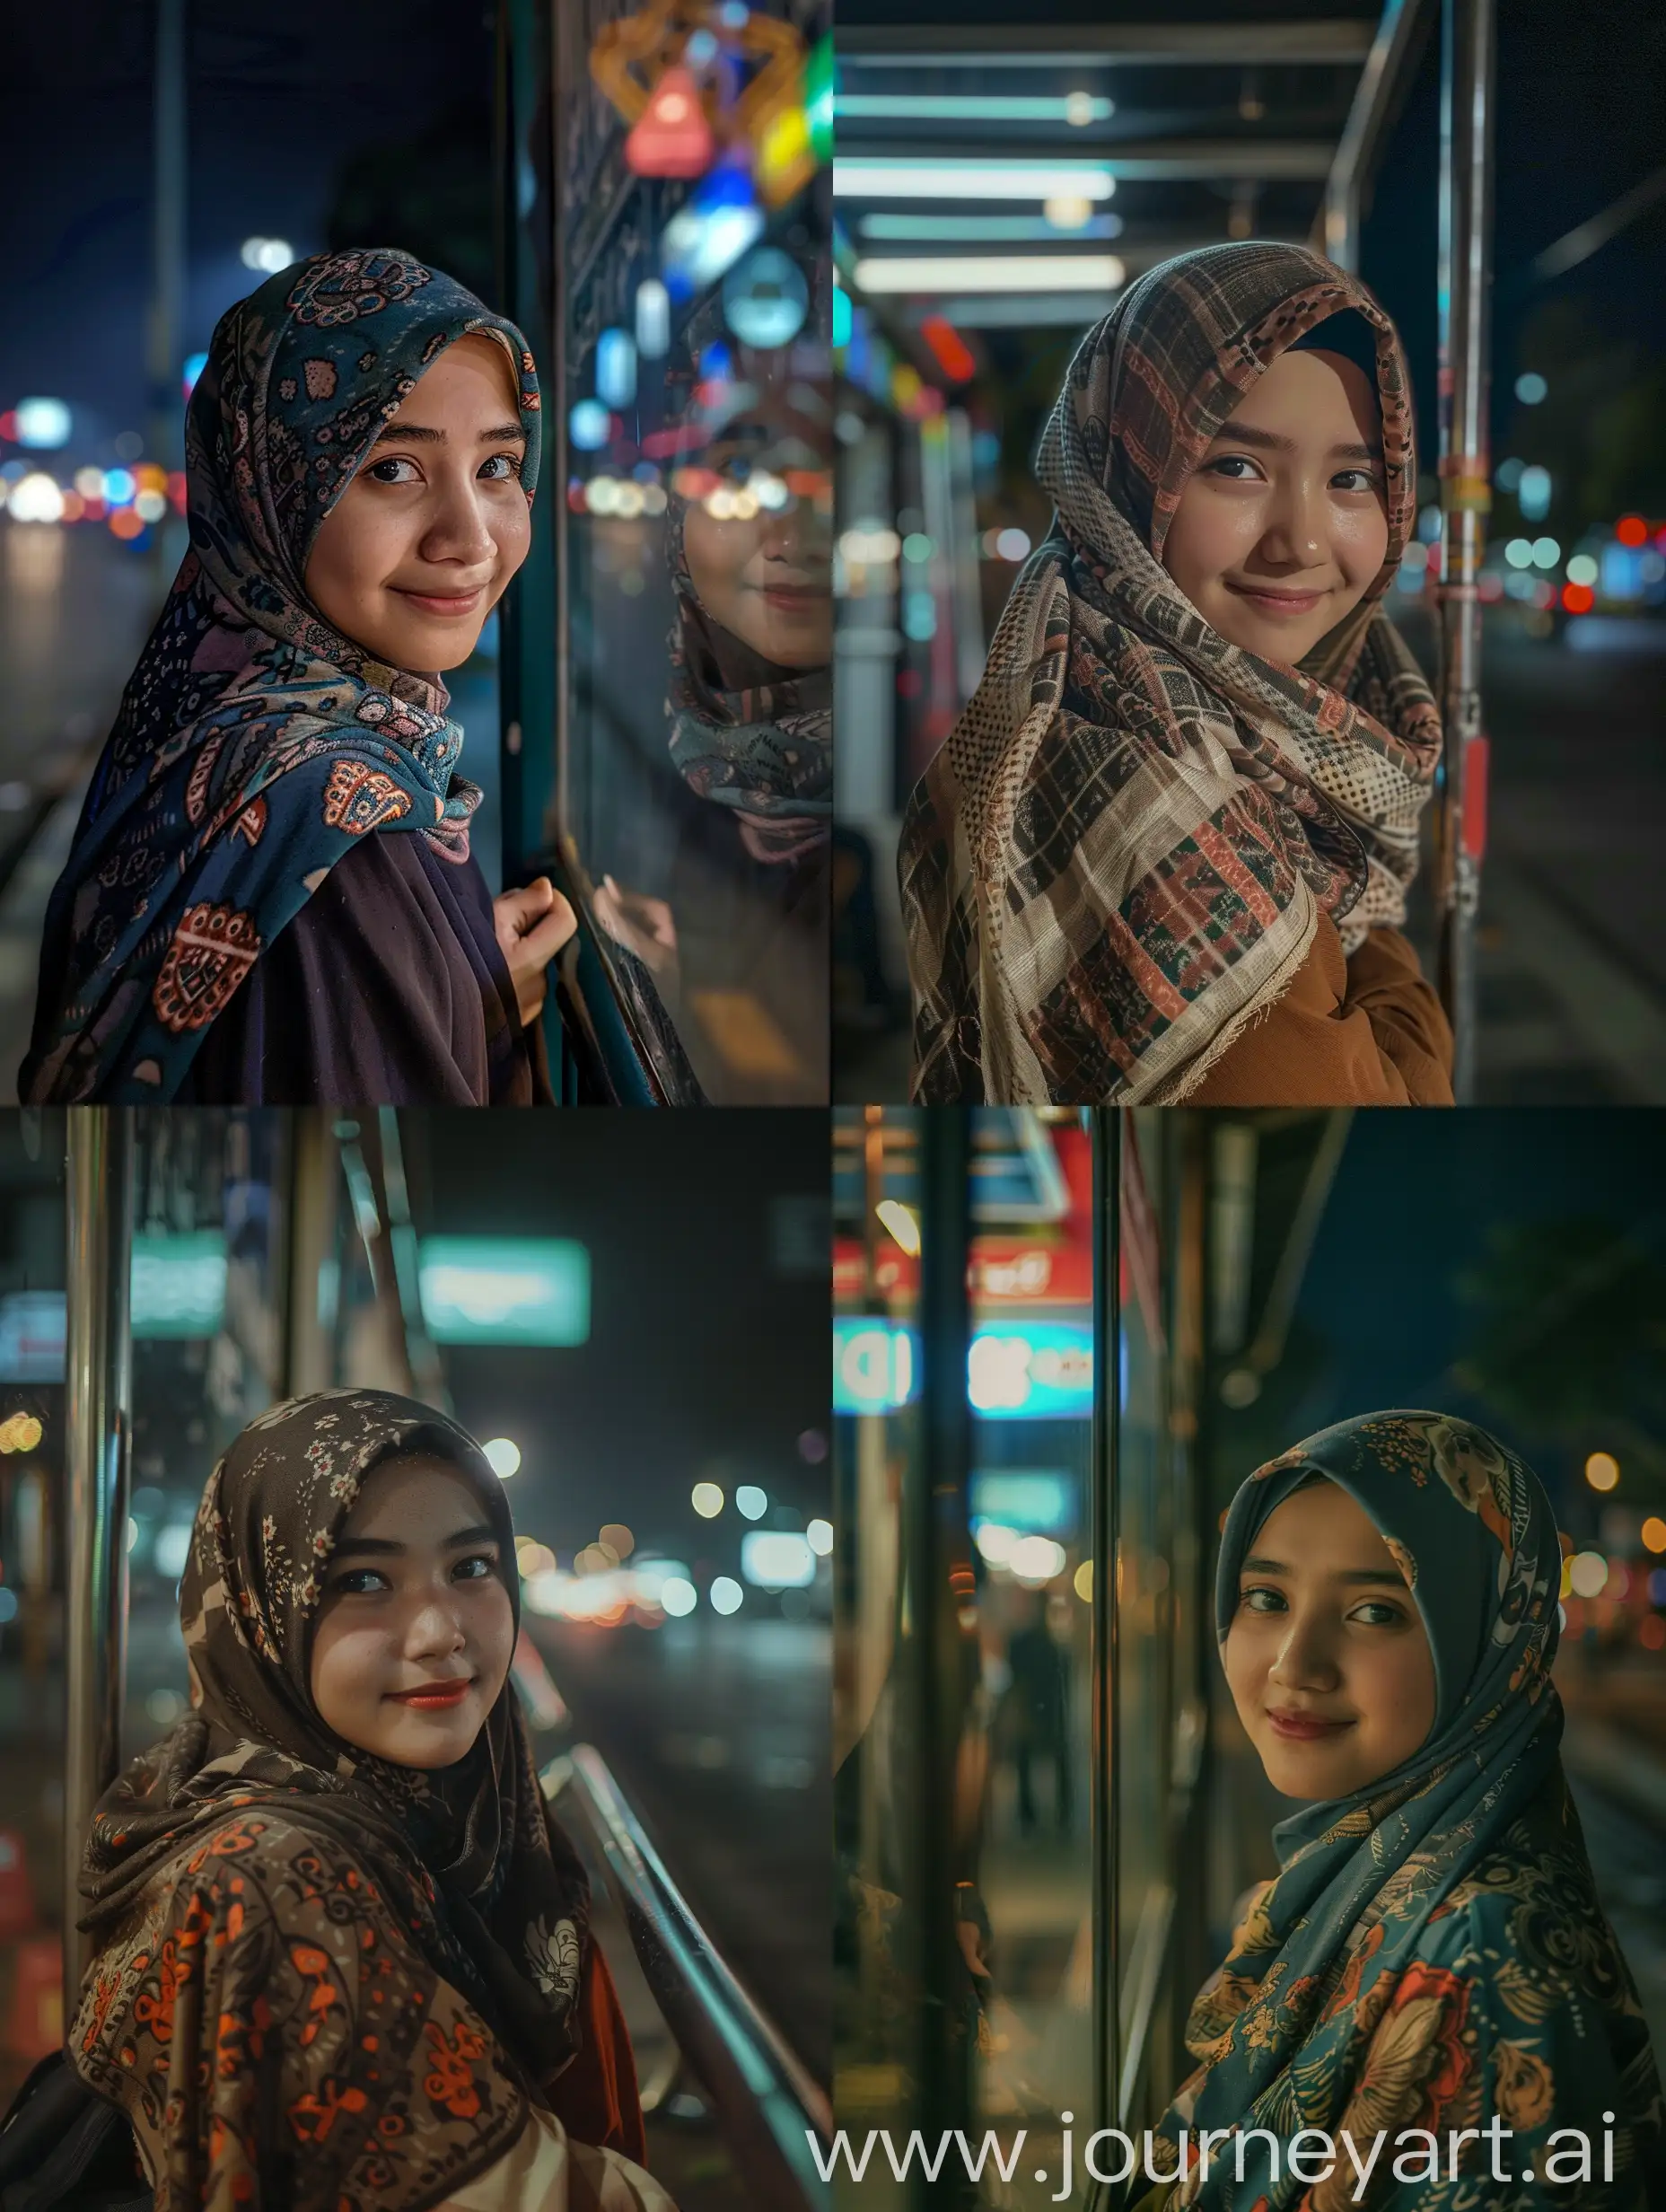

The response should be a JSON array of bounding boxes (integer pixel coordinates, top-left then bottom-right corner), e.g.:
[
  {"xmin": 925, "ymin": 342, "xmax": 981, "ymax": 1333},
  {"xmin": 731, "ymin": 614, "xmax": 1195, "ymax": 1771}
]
[{"xmin": 548, "ymin": 1744, "xmax": 832, "ymax": 2212}]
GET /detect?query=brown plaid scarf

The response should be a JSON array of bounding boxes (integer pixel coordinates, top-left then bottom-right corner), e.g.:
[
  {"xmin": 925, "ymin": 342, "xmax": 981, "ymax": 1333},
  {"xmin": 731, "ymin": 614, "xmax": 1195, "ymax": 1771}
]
[{"xmin": 899, "ymin": 242, "xmax": 1442, "ymax": 1105}]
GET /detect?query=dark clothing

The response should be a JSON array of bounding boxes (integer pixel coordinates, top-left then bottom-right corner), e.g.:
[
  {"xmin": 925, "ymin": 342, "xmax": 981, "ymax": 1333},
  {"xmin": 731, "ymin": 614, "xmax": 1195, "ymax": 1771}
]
[{"xmin": 181, "ymin": 833, "xmax": 540, "ymax": 1105}]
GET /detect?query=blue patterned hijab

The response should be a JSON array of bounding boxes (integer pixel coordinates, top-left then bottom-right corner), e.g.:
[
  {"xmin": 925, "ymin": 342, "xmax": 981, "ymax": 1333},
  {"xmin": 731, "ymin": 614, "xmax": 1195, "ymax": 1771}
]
[
  {"xmin": 21, "ymin": 247, "xmax": 540, "ymax": 1103},
  {"xmin": 1154, "ymin": 1411, "xmax": 1661, "ymax": 2209}
]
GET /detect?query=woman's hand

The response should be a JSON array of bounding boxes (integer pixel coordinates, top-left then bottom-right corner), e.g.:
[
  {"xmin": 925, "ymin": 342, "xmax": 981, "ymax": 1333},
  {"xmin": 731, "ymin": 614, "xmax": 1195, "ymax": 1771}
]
[{"xmin": 493, "ymin": 876, "xmax": 576, "ymax": 1029}]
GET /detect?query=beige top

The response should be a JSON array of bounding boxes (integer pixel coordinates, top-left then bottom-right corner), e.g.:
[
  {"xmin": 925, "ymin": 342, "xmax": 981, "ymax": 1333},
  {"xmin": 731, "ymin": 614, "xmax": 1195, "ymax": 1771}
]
[{"xmin": 443, "ymin": 2106, "xmax": 676, "ymax": 2211}]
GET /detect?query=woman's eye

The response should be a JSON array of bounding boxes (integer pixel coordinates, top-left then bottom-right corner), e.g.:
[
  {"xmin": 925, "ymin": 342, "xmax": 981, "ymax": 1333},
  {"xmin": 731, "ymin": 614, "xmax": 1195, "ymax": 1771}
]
[
  {"xmin": 333, "ymin": 1567, "xmax": 388, "ymax": 1595},
  {"xmin": 1351, "ymin": 1600, "xmax": 1407, "ymax": 1627},
  {"xmin": 1241, "ymin": 1584, "xmax": 1285, "ymax": 1613},
  {"xmin": 1331, "ymin": 468, "xmax": 1378, "ymax": 493},
  {"xmin": 1207, "ymin": 455, "xmax": 1262, "ymax": 481},
  {"xmin": 454, "ymin": 1553, "xmax": 496, "ymax": 1581},
  {"xmin": 480, "ymin": 452, "xmax": 524, "ymax": 481},
  {"xmin": 365, "ymin": 456, "xmax": 420, "ymax": 485}
]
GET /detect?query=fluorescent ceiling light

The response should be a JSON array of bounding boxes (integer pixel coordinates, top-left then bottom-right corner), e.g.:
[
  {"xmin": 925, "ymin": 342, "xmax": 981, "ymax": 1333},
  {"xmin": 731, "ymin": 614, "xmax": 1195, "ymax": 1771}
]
[
  {"xmin": 855, "ymin": 255, "xmax": 1126, "ymax": 294},
  {"xmin": 922, "ymin": 294, "xmax": 1115, "ymax": 328},
  {"xmin": 833, "ymin": 160, "xmax": 1116, "ymax": 201},
  {"xmin": 860, "ymin": 212, "xmax": 1123, "ymax": 242},
  {"xmin": 835, "ymin": 93, "xmax": 1114, "ymax": 124}
]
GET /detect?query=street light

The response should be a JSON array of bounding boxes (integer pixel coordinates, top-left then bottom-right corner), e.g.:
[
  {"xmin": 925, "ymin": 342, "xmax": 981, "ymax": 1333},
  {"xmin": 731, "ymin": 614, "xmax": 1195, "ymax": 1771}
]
[{"xmin": 483, "ymin": 1436, "xmax": 522, "ymax": 1480}]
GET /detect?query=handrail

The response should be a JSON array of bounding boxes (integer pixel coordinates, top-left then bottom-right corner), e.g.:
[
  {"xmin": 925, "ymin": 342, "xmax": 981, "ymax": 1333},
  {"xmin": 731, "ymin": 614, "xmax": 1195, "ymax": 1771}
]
[{"xmin": 546, "ymin": 1744, "xmax": 832, "ymax": 2212}]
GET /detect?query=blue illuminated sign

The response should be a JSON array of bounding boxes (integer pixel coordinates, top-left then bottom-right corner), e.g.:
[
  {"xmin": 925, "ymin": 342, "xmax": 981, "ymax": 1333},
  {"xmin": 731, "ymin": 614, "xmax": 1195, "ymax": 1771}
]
[
  {"xmin": 417, "ymin": 1238, "xmax": 590, "ymax": 1346},
  {"xmin": 833, "ymin": 1318, "xmax": 1094, "ymax": 1418}
]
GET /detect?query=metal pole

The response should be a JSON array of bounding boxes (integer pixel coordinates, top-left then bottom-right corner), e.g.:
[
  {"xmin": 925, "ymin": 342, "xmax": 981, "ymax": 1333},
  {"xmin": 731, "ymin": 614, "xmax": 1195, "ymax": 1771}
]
[
  {"xmin": 908, "ymin": 1107, "xmax": 973, "ymax": 2206},
  {"xmin": 62, "ymin": 1110, "xmax": 135, "ymax": 1998},
  {"xmin": 1318, "ymin": 0, "xmax": 1430, "ymax": 272},
  {"xmin": 1434, "ymin": 0, "xmax": 1495, "ymax": 1102},
  {"xmin": 1091, "ymin": 1111, "xmax": 1121, "ymax": 2135}
]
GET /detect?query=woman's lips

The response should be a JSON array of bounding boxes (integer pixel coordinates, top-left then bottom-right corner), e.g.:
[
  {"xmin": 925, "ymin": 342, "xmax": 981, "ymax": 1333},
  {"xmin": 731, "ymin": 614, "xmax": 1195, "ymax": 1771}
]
[
  {"xmin": 1267, "ymin": 1707, "xmax": 1352, "ymax": 1742},
  {"xmin": 393, "ymin": 585, "xmax": 485, "ymax": 618},
  {"xmin": 1225, "ymin": 582, "xmax": 1327, "ymax": 618},
  {"xmin": 387, "ymin": 1678, "xmax": 474, "ymax": 1709},
  {"xmin": 760, "ymin": 584, "xmax": 824, "ymax": 611}
]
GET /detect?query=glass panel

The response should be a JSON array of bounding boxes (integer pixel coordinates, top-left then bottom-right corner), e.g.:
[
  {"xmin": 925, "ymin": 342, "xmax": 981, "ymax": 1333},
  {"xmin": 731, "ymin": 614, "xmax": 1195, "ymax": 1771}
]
[
  {"xmin": 124, "ymin": 1112, "xmax": 292, "ymax": 1763},
  {"xmin": 552, "ymin": 1, "xmax": 833, "ymax": 1102},
  {"xmin": 833, "ymin": 1107, "xmax": 1099, "ymax": 2207},
  {"xmin": 1114, "ymin": 1118, "xmax": 1173, "ymax": 2123},
  {"xmin": 0, "ymin": 1115, "xmax": 66, "ymax": 2106}
]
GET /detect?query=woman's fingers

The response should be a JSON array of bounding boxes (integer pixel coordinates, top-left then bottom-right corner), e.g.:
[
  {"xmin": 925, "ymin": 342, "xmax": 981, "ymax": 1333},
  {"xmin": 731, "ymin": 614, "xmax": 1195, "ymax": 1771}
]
[{"xmin": 518, "ymin": 888, "xmax": 577, "ymax": 966}]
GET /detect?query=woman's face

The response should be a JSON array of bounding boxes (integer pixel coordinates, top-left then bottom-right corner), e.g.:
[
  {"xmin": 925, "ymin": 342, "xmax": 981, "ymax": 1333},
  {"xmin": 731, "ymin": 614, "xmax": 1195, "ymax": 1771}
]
[
  {"xmin": 1162, "ymin": 347, "xmax": 1390, "ymax": 665},
  {"xmin": 303, "ymin": 333, "xmax": 531, "ymax": 675},
  {"xmin": 1222, "ymin": 1478, "xmax": 1435, "ymax": 1801},
  {"xmin": 681, "ymin": 414, "xmax": 833, "ymax": 669},
  {"xmin": 309, "ymin": 1453, "xmax": 514, "ymax": 1770}
]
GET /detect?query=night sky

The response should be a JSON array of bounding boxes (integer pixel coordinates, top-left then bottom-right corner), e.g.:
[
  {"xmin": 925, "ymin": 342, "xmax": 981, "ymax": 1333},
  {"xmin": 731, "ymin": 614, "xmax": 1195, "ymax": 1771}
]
[
  {"xmin": 4, "ymin": 1, "xmax": 496, "ymax": 443},
  {"xmin": 1291, "ymin": 1108, "xmax": 1665, "ymax": 1497},
  {"xmin": 401, "ymin": 1111, "xmax": 829, "ymax": 1565}
]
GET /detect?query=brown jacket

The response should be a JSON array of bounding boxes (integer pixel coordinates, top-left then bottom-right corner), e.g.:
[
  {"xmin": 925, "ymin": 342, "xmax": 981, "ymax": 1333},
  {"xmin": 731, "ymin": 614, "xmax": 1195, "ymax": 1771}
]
[{"xmin": 1186, "ymin": 917, "xmax": 1453, "ymax": 1106}]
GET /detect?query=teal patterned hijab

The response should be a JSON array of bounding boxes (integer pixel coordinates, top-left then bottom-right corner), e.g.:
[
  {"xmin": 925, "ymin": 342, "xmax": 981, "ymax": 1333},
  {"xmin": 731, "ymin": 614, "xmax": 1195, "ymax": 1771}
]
[
  {"xmin": 22, "ymin": 247, "xmax": 540, "ymax": 1103},
  {"xmin": 1156, "ymin": 1410, "xmax": 1662, "ymax": 2210}
]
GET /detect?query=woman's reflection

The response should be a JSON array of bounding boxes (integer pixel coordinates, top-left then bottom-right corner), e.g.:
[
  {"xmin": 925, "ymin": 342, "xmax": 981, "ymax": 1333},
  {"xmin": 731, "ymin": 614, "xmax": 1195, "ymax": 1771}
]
[{"xmin": 592, "ymin": 342, "xmax": 831, "ymax": 1102}]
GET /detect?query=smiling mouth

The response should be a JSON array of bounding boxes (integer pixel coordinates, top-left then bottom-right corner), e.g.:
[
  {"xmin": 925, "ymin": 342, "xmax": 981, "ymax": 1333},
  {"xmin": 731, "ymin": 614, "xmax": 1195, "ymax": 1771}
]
[
  {"xmin": 392, "ymin": 585, "xmax": 487, "ymax": 617},
  {"xmin": 1224, "ymin": 581, "xmax": 1328, "ymax": 614},
  {"xmin": 387, "ymin": 1678, "xmax": 475, "ymax": 1708},
  {"xmin": 1267, "ymin": 1707, "xmax": 1352, "ymax": 1741}
]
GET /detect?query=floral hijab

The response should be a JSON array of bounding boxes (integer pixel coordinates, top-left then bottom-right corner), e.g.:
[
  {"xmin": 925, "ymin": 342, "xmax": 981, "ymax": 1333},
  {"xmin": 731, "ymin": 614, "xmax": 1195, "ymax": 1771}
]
[
  {"xmin": 900, "ymin": 241, "xmax": 1442, "ymax": 1106},
  {"xmin": 22, "ymin": 248, "xmax": 540, "ymax": 1105},
  {"xmin": 69, "ymin": 1389, "xmax": 593, "ymax": 2211},
  {"xmin": 1157, "ymin": 1411, "xmax": 1662, "ymax": 2210}
]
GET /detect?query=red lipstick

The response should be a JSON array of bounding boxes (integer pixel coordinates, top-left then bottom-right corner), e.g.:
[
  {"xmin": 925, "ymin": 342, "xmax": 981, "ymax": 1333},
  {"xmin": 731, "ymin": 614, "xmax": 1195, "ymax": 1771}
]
[{"xmin": 387, "ymin": 1678, "xmax": 474, "ymax": 1709}]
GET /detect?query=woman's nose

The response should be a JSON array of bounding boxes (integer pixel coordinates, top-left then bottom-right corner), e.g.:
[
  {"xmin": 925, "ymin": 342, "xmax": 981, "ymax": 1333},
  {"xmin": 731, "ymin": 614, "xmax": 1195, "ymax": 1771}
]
[
  {"xmin": 422, "ymin": 476, "xmax": 497, "ymax": 566},
  {"xmin": 1258, "ymin": 474, "xmax": 1326, "ymax": 568},
  {"xmin": 1268, "ymin": 1613, "xmax": 1340, "ymax": 1690},
  {"xmin": 405, "ymin": 1591, "xmax": 468, "ymax": 1655}
]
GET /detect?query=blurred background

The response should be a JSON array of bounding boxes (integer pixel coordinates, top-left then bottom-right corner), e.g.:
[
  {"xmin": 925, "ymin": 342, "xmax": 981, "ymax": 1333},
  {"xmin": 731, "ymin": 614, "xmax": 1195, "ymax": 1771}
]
[
  {"xmin": 0, "ymin": 1108, "xmax": 829, "ymax": 2209},
  {"xmin": 834, "ymin": 1106, "xmax": 1666, "ymax": 2208},
  {"xmin": 829, "ymin": 0, "xmax": 1666, "ymax": 1110}
]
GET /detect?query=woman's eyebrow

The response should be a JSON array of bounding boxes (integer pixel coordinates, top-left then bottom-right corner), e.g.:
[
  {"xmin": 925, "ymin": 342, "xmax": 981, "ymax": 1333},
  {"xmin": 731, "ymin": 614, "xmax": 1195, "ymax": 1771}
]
[
  {"xmin": 331, "ymin": 1522, "xmax": 498, "ymax": 1558},
  {"xmin": 1208, "ymin": 424, "xmax": 1381, "ymax": 462},
  {"xmin": 371, "ymin": 422, "xmax": 525, "ymax": 446},
  {"xmin": 1240, "ymin": 1554, "xmax": 1406, "ymax": 1585}
]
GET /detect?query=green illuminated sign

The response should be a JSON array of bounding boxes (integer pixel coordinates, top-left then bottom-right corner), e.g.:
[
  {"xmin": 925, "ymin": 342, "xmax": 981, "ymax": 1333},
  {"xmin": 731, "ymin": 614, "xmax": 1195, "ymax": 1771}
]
[
  {"xmin": 131, "ymin": 1231, "xmax": 227, "ymax": 1339},
  {"xmin": 416, "ymin": 1237, "xmax": 590, "ymax": 1346}
]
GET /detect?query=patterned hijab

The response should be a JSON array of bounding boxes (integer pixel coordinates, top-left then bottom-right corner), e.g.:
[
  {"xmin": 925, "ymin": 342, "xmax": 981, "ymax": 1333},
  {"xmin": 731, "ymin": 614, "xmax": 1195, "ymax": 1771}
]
[
  {"xmin": 1158, "ymin": 1411, "xmax": 1662, "ymax": 2210},
  {"xmin": 22, "ymin": 247, "xmax": 540, "ymax": 1105},
  {"xmin": 72, "ymin": 1390, "xmax": 592, "ymax": 2207},
  {"xmin": 664, "ymin": 368, "xmax": 832, "ymax": 866},
  {"xmin": 899, "ymin": 241, "xmax": 1442, "ymax": 1106}
]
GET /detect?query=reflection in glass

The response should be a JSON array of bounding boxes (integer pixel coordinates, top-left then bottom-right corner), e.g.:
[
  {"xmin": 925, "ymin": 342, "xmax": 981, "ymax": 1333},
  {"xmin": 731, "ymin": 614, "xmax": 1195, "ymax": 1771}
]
[{"xmin": 551, "ymin": 1, "xmax": 833, "ymax": 1102}]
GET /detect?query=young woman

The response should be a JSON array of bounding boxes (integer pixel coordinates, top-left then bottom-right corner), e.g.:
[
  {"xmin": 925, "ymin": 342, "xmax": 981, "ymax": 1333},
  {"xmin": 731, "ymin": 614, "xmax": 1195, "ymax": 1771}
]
[
  {"xmin": 1139, "ymin": 1410, "xmax": 1662, "ymax": 2210},
  {"xmin": 901, "ymin": 242, "xmax": 1453, "ymax": 1108},
  {"xmin": 22, "ymin": 247, "xmax": 574, "ymax": 1106},
  {"xmin": 68, "ymin": 1390, "xmax": 671, "ymax": 2211}
]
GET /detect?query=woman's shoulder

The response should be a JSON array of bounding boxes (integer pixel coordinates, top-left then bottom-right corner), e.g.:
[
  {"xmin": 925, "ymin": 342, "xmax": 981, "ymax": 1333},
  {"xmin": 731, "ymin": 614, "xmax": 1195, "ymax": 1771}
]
[{"xmin": 117, "ymin": 1803, "xmax": 412, "ymax": 1940}]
